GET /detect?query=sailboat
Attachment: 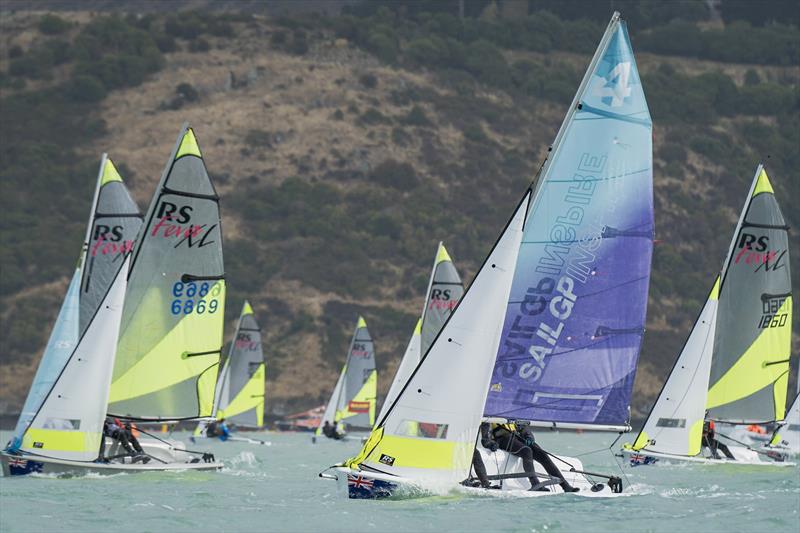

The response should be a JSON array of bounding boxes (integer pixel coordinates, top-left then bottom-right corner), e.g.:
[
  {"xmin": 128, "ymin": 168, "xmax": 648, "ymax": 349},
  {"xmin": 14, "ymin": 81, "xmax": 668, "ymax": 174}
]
[
  {"xmin": 765, "ymin": 391, "xmax": 799, "ymax": 457},
  {"xmin": 320, "ymin": 12, "xmax": 648, "ymax": 498},
  {"xmin": 314, "ymin": 316, "xmax": 377, "ymax": 441},
  {"xmin": 622, "ymin": 166, "xmax": 793, "ymax": 467},
  {"xmin": 192, "ymin": 301, "xmax": 269, "ymax": 445},
  {"xmin": 2, "ymin": 156, "xmax": 144, "ymax": 476},
  {"xmin": 378, "ymin": 242, "xmax": 464, "ymax": 423}
]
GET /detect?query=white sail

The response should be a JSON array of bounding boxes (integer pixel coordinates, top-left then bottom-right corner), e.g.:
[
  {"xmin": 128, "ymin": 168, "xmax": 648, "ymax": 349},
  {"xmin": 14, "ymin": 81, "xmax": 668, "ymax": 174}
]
[
  {"xmin": 18, "ymin": 258, "xmax": 129, "ymax": 462},
  {"xmin": 629, "ymin": 278, "xmax": 719, "ymax": 456},
  {"xmin": 377, "ymin": 320, "xmax": 421, "ymax": 424},
  {"xmin": 344, "ymin": 191, "xmax": 529, "ymax": 483},
  {"xmin": 317, "ymin": 365, "xmax": 346, "ymax": 435}
]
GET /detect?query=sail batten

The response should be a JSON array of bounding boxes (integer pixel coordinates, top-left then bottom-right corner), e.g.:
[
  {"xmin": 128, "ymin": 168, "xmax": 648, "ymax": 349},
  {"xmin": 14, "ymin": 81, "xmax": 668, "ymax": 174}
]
[{"xmin": 484, "ymin": 16, "xmax": 653, "ymax": 428}]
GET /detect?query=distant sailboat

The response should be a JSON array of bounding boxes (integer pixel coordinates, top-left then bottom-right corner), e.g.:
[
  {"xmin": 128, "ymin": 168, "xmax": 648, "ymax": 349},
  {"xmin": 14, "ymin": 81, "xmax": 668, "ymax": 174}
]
[
  {"xmin": 378, "ymin": 243, "xmax": 463, "ymax": 423},
  {"xmin": 623, "ymin": 166, "xmax": 793, "ymax": 467},
  {"xmin": 193, "ymin": 301, "xmax": 269, "ymax": 445},
  {"xmin": 316, "ymin": 316, "xmax": 377, "ymax": 439},
  {"xmin": 321, "ymin": 12, "xmax": 647, "ymax": 498}
]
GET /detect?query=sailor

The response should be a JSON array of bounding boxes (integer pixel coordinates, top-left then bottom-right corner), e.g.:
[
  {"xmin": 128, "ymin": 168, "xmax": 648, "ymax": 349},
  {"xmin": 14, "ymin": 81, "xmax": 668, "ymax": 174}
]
[
  {"xmin": 205, "ymin": 420, "xmax": 219, "ymax": 438},
  {"xmin": 702, "ymin": 419, "xmax": 735, "ymax": 460},
  {"xmin": 216, "ymin": 418, "xmax": 231, "ymax": 441},
  {"xmin": 489, "ymin": 422, "xmax": 579, "ymax": 492},
  {"xmin": 100, "ymin": 417, "xmax": 145, "ymax": 460},
  {"xmin": 322, "ymin": 421, "xmax": 334, "ymax": 438},
  {"xmin": 469, "ymin": 423, "xmax": 498, "ymax": 489}
]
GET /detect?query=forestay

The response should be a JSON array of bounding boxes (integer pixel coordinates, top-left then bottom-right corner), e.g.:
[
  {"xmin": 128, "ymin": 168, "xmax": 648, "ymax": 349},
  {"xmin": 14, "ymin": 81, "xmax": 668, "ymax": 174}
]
[
  {"xmin": 217, "ymin": 301, "xmax": 266, "ymax": 428},
  {"xmin": 706, "ymin": 167, "xmax": 792, "ymax": 424},
  {"xmin": 109, "ymin": 125, "xmax": 226, "ymax": 421},
  {"xmin": 484, "ymin": 14, "xmax": 653, "ymax": 430},
  {"xmin": 344, "ymin": 191, "xmax": 528, "ymax": 483}
]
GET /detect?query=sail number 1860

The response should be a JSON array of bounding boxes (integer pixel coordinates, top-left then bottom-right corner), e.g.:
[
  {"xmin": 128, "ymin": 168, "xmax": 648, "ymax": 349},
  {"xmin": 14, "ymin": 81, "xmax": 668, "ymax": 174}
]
[
  {"xmin": 759, "ymin": 295, "xmax": 788, "ymax": 329},
  {"xmin": 171, "ymin": 281, "xmax": 220, "ymax": 315}
]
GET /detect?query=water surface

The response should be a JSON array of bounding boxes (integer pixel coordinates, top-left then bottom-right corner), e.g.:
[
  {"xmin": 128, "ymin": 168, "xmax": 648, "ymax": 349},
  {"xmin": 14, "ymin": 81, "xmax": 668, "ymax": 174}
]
[{"xmin": 1, "ymin": 430, "xmax": 797, "ymax": 532}]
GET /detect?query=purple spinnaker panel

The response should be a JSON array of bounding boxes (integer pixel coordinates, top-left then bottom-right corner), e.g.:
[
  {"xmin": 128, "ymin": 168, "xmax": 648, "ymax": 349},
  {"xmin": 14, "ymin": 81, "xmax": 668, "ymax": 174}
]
[{"xmin": 484, "ymin": 21, "xmax": 653, "ymax": 427}]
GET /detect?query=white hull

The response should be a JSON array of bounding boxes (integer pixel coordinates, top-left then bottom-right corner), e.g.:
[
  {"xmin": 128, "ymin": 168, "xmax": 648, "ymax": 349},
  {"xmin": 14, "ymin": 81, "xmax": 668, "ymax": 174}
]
[
  {"xmin": 326, "ymin": 449, "xmax": 624, "ymax": 499},
  {"xmin": 621, "ymin": 446, "xmax": 794, "ymax": 467},
  {"xmin": 2, "ymin": 436, "xmax": 222, "ymax": 477},
  {"xmin": 1, "ymin": 450, "xmax": 222, "ymax": 477}
]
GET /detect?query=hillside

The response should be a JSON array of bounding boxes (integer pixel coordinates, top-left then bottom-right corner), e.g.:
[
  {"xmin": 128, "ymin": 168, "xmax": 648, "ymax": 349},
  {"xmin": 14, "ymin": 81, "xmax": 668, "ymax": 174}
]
[{"xmin": 0, "ymin": 1, "xmax": 798, "ymax": 421}]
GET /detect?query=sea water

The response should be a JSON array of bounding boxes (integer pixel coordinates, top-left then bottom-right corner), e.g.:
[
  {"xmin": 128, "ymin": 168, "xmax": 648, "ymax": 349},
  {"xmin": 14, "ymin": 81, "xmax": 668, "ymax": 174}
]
[{"xmin": 0, "ymin": 430, "xmax": 797, "ymax": 532}]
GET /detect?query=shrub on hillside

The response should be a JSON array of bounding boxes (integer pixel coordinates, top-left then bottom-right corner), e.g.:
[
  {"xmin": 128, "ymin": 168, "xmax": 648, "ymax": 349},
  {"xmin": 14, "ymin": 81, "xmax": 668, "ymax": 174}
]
[
  {"xmin": 65, "ymin": 75, "xmax": 107, "ymax": 102},
  {"xmin": 370, "ymin": 159, "xmax": 419, "ymax": 190},
  {"xmin": 38, "ymin": 14, "xmax": 70, "ymax": 35}
]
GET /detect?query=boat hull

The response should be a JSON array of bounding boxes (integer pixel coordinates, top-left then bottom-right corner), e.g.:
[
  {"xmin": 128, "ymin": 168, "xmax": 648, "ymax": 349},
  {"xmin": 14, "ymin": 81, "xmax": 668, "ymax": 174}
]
[
  {"xmin": 327, "ymin": 449, "xmax": 623, "ymax": 499},
  {"xmin": 1, "ymin": 450, "xmax": 222, "ymax": 477},
  {"xmin": 620, "ymin": 446, "xmax": 794, "ymax": 467}
]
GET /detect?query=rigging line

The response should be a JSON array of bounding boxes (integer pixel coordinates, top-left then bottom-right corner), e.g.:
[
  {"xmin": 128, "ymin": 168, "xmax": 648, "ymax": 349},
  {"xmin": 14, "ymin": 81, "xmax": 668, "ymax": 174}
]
[
  {"xmin": 134, "ymin": 426, "xmax": 211, "ymax": 456},
  {"xmin": 608, "ymin": 431, "xmax": 632, "ymax": 489}
]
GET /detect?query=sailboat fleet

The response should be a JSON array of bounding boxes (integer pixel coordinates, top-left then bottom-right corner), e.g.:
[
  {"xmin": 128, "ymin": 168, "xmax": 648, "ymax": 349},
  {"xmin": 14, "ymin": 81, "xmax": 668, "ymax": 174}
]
[{"xmin": 1, "ymin": 10, "xmax": 795, "ymax": 504}]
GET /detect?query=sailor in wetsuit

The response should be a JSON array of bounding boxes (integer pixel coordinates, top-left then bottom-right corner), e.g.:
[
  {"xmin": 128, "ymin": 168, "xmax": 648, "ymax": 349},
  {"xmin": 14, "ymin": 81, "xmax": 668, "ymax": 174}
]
[
  {"xmin": 487, "ymin": 423, "xmax": 578, "ymax": 492},
  {"xmin": 703, "ymin": 420, "xmax": 735, "ymax": 460},
  {"xmin": 99, "ymin": 417, "xmax": 147, "ymax": 462}
]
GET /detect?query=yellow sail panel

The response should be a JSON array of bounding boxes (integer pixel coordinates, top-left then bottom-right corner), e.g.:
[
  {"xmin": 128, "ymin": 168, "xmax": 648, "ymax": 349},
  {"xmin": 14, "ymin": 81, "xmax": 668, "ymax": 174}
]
[
  {"xmin": 706, "ymin": 296, "xmax": 791, "ymax": 417},
  {"xmin": 335, "ymin": 369, "xmax": 377, "ymax": 425},
  {"xmin": 109, "ymin": 281, "xmax": 226, "ymax": 405},
  {"xmin": 435, "ymin": 242, "xmax": 452, "ymax": 265},
  {"xmin": 751, "ymin": 167, "xmax": 774, "ymax": 197},
  {"xmin": 22, "ymin": 429, "xmax": 101, "ymax": 454},
  {"xmin": 101, "ymin": 158, "xmax": 123, "ymax": 186},
  {"xmin": 175, "ymin": 128, "xmax": 202, "ymax": 159},
  {"xmin": 363, "ymin": 434, "xmax": 471, "ymax": 470},
  {"xmin": 217, "ymin": 363, "xmax": 265, "ymax": 426},
  {"xmin": 197, "ymin": 362, "xmax": 220, "ymax": 418},
  {"xmin": 687, "ymin": 419, "xmax": 704, "ymax": 456}
]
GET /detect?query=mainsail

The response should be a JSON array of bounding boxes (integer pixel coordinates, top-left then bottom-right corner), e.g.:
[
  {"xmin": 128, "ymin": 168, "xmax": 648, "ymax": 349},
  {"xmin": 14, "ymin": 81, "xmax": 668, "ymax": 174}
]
[
  {"xmin": 335, "ymin": 317, "xmax": 377, "ymax": 429},
  {"xmin": 317, "ymin": 317, "xmax": 377, "ymax": 433},
  {"xmin": 378, "ymin": 243, "xmax": 464, "ymax": 423},
  {"xmin": 344, "ymin": 192, "xmax": 528, "ymax": 482},
  {"xmin": 79, "ymin": 155, "xmax": 143, "ymax": 334},
  {"xmin": 9, "ymin": 156, "xmax": 140, "ymax": 450},
  {"xmin": 484, "ymin": 13, "xmax": 653, "ymax": 430},
  {"xmin": 108, "ymin": 125, "xmax": 226, "ymax": 421},
  {"xmin": 216, "ymin": 301, "xmax": 266, "ymax": 428},
  {"xmin": 629, "ymin": 165, "xmax": 792, "ymax": 457},
  {"xmin": 420, "ymin": 243, "xmax": 464, "ymax": 357},
  {"xmin": 706, "ymin": 167, "xmax": 792, "ymax": 424}
]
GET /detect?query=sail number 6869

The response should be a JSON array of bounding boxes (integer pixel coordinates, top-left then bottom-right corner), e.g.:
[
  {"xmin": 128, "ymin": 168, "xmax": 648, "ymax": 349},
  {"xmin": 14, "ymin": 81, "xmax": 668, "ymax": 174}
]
[{"xmin": 171, "ymin": 281, "xmax": 220, "ymax": 315}]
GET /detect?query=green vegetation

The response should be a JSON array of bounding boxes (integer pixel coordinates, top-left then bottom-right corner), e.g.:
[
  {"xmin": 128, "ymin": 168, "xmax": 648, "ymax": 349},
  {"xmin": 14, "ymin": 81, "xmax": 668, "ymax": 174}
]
[{"xmin": 1, "ymin": 2, "xmax": 798, "ymax": 405}]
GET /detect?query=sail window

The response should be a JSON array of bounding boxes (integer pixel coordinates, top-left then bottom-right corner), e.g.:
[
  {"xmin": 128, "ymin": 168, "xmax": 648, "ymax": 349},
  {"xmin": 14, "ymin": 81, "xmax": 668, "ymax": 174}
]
[
  {"xmin": 655, "ymin": 418, "xmax": 686, "ymax": 428},
  {"xmin": 397, "ymin": 420, "xmax": 449, "ymax": 439},
  {"xmin": 42, "ymin": 418, "xmax": 81, "ymax": 430}
]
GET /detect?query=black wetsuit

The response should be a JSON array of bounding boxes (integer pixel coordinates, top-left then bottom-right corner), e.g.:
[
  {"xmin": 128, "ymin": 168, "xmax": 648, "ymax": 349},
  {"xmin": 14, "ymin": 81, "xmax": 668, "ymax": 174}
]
[
  {"xmin": 492, "ymin": 425, "xmax": 575, "ymax": 492},
  {"xmin": 703, "ymin": 422, "xmax": 735, "ymax": 460}
]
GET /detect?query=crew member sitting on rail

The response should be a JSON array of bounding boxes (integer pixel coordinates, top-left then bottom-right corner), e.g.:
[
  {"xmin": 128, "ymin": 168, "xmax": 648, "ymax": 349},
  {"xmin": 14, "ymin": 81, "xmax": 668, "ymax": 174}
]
[
  {"xmin": 488, "ymin": 422, "xmax": 578, "ymax": 492},
  {"xmin": 702, "ymin": 419, "xmax": 735, "ymax": 460}
]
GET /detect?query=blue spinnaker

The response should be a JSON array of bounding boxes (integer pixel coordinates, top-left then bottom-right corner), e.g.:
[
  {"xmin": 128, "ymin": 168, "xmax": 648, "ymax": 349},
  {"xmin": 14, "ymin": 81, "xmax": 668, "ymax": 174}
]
[
  {"xmin": 484, "ymin": 18, "xmax": 653, "ymax": 428},
  {"xmin": 9, "ymin": 269, "xmax": 82, "ymax": 449}
]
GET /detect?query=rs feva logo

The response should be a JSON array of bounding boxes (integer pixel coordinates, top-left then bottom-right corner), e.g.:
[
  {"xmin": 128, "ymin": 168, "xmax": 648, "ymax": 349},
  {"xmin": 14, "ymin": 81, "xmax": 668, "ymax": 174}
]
[{"xmin": 594, "ymin": 62, "xmax": 631, "ymax": 108}]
